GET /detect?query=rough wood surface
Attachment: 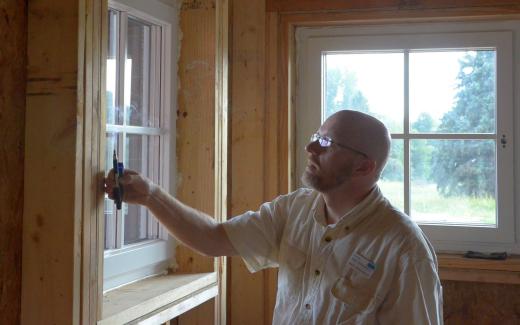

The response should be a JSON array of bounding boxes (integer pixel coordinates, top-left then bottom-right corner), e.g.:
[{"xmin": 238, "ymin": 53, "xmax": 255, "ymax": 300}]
[
  {"xmin": 267, "ymin": 0, "xmax": 520, "ymax": 13},
  {"xmin": 442, "ymin": 280, "xmax": 520, "ymax": 325},
  {"xmin": 0, "ymin": 1, "xmax": 26, "ymax": 324},
  {"xmin": 229, "ymin": 0, "xmax": 271, "ymax": 324},
  {"xmin": 22, "ymin": 0, "xmax": 83, "ymax": 323},
  {"xmin": 176, "ymin": 0, "xmax": 216, "ymax": 275},
  {"xmin": 176, "ymin": 0, "xmax": 217, "ymax": 323}
]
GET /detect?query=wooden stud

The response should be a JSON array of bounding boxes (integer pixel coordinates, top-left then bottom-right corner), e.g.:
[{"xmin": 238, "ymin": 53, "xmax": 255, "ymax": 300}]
[
  {"xmin": 0, "ymin": 1, "xmax": 27, "ymax": 323},
  {"xmin": 215, "ymin": 0, "xmax": 230, "ymax": 324},
  {"xmin": 177, "ymin": 0, "xmax": 218, "ymax": 323},
  {"xmin": 228, "ymin": 0, "xmax": 268, "ymax": 323},
  {"xmin": 22, "ymin": 0, "xmax": 106, "ymax": 323}
]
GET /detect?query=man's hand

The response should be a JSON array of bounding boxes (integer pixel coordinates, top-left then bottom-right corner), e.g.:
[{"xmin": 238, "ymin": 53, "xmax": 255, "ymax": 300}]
[
  {"xmin": 104, "ymin": 169, "xmax": 157, "ymax": 206},
  {"xmin": 105, "ymin": 168, "xmax": 237, "ymax": 257}
]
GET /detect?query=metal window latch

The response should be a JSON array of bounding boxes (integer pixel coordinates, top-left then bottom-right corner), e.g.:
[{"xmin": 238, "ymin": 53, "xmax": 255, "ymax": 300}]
[{"xmin": 501, "ymin": 134, "xmax": 507, "ymax": 148}]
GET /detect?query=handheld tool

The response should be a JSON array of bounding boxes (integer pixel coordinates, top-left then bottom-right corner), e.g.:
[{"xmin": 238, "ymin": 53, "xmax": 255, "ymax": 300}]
[{"xmin": 112, "ymin": 150, "xmax": 124, "ymax": 210}]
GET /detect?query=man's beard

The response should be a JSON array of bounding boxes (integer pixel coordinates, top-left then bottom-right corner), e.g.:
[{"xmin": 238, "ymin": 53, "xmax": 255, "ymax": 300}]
[{"xmin": 301, "ymin": 167, "xmax": 352, "ymax": 192}]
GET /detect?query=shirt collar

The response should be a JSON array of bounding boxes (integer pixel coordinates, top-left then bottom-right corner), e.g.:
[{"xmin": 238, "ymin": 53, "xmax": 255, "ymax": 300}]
[{"xmin": 312, "ymin": 185, "xmax": 384, "ymax": 231}]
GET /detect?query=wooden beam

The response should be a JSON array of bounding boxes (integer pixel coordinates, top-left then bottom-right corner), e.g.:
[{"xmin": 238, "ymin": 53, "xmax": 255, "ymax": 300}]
[
  {"xmin": 22, "ymin": 0, "xmax": 106, "ymax": 323},
  {"xmin": 267, "ymin": 0, "xmax": 520, "ymax": 13},
  {"xmin": 0, "ymin": 1, "xmax": 27, "ymax": 323},
  {"xmin": 23, "ymin": 0, "xmax": 83, "ymax": 322},
  {"xmin": 214, "ymin": 0, "xmax": 230, "ymax": 324},
  {"xmin": 229, "ymin": 0, "xmax": 268, "ymax": 323},
  {"xmin": 177, "ymin": 0, "xmax": 217, "ymax": 324},
  {"xmin": 176, "ymin": 0, "xmax": 216, "ymax": 275}
]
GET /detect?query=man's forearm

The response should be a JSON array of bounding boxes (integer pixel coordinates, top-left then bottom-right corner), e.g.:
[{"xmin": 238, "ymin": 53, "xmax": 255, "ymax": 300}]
[{"xmin": 145, "ymin": 186, "xmax": 237, "ymax": 257}]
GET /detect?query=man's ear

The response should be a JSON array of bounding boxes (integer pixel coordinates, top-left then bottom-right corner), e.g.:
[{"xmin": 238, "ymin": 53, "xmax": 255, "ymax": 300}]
[{"xmin": 353, "ymin": 159, "xmax": 377, "ymax": 176}]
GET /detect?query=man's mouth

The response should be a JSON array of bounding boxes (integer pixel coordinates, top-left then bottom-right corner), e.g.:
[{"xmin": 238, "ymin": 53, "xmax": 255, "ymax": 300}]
[{"xmin": 306, "ymin": 158, "xmax": 319, "ymax": 171}]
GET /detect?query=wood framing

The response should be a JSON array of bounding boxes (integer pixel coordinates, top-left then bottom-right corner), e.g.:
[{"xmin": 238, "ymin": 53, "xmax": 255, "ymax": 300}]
[
  {"xmin": 267, "ymin": 0, "xmax": 520, "ymax": 13},
  {"xmin": 176, "ymin": 0, "xmax": 219, "ymax": 324},
  {"xmin": 214, "ymin": 0, "xmax": 230, "ymax": 324},
  {"xmin": 0, "ymin": 1, "xmax": 26, "ymax": 323},
  {"xmin": 22, "ymin": 0, "xmax": 106, "ymax": 323}
]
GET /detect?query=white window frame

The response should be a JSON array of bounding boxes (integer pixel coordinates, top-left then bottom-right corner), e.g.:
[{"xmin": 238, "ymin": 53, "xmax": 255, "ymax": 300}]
[
  {"xmin": 104, "ymin": 1, "xmax": 173, "ymax": 291},
  {"xmin": 296, "ymin": 20, "xmax": 520, "ymax": 253}
]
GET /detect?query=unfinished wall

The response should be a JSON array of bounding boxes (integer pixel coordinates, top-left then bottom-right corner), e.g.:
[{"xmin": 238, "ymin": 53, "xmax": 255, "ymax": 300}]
[
  {"xmin": 176, "ymin": 0, "xmax": 216, "ymax": 323},
  {"xmin": 0, "ymin": 0, "xmax": 26, "ymax": 324}
]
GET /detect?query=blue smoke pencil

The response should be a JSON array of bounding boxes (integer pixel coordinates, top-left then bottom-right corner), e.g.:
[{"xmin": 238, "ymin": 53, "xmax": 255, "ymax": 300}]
[{"xmin": 113, "ymin": 150, "xmax": 123, "ymax": 210}]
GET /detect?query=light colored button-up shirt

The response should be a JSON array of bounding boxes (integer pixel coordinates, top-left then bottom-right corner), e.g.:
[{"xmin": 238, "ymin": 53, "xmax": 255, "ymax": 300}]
[{"xmin": 223, "ymin": 186, "xmax": 443, "ymax": 325}]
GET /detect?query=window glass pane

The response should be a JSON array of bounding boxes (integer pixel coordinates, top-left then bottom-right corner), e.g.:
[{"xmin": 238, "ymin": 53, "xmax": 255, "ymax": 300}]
[
  {"xmin": 410, "ymin": 50, "xmax": 496, "ymax": 134},
  {"xmin": 124, "ymin": 204, "xmax": 149, "ymax": 245},
  {"xmin": 411, "ymin": 139, "xmax": 496, "ymax": 226},
  {"xmin": 323, "ymin": 52, "xmax": 404, "ymax": 133},
  {"xmin": 107, "ymin": 10, "xmax": 122, "ymax": 125},
  {"xmin": 125, "ymin": 17, "xmax": 152, "ymax": 127},
  {"xmin": 379, "ymin": 140, "xmax": 404, "ymax": 212},
  {"xmin": 123, "ymin": 134, "xmax": 159, "ymax": 245}
]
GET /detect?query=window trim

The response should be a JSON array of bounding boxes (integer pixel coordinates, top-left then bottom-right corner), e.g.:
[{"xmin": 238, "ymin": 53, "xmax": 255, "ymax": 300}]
[
  {"xmin": 104, "ymin": 0, "xmax": 173, "ymax": 292},
  {"xmin": 296, "ymin": 20, "xmax": 519, "ymax": 253}
]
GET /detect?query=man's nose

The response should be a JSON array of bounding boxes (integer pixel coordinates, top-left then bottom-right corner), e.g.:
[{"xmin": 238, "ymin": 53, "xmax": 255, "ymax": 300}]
[{"xmin": 305, "ymin": 140, "xmax": 323, "ymax": 154}]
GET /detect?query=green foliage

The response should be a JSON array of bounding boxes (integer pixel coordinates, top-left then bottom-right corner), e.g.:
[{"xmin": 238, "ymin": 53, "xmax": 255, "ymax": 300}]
[
  {"xmin": 411, "ymin": 113, "xmax": 435, "ymax": 182},
  {"xmin": 380, "ymin": 181, "xmax": 495, "ymax": 224},
  {"xmin": 381, "ymin": 140, "xmax": 404, "ymax": 182},
  {"xmin": 325, "ymin": 67, "xmax": 370, "ymax": 118},
  {"xmin": 431, "ymin": 51, "xmax": 496, "ymax": 197}
]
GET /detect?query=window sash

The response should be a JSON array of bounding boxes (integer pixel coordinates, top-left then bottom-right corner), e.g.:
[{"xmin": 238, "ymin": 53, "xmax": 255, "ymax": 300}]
[
  {"xmin": 296, "ymin": 21, "xmax": 516, "ymax": 251},
  {"xmin": 106, "ymin": 9, "xmax": 165, "ymax": 250},
  {"xmin": 104, "ymin": 2, "xmax": 172, "ymax": 292}
]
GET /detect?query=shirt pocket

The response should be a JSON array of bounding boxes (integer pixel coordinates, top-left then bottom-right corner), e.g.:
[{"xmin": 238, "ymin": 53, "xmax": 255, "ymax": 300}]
[{"xmin": 331, "ymin": 275, "xmax": 381, "ymax": 324}]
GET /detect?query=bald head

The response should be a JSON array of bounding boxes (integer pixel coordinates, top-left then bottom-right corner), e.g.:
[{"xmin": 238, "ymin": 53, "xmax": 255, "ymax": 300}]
[{"xmin": 321, "ymin": 110, "xmax": 391, "ymax": 179}]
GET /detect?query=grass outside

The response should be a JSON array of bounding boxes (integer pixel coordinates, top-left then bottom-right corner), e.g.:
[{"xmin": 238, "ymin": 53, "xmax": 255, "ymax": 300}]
[{"xmin": 378, "ymin": 181, "xmax": 496, "ymax": 225}]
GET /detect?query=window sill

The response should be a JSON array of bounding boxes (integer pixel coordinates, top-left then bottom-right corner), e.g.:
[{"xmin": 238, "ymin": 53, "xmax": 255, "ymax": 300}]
[
  {"xmin": 99, "ymin": 272, "xmax": 218, "ymax": 324},
  {"xmin": 438, "ymin": 253, "xmax": 520, "ymax": 284}
]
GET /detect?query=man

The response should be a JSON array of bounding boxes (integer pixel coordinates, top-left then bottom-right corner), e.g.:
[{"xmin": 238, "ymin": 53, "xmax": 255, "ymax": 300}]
[{"xmin": 105, "ymin": 110, "xmax": 443, "ymax": 324}]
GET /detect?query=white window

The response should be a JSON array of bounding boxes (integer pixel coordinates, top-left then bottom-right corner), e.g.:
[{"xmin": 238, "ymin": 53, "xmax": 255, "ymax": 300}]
[
  {"xmin": 296, "ymin": 20, "xmax": 520, "ymax": 253},
  {"xmin": 104, "ymin": 2, "xmax": 173, "ymax": 291}
]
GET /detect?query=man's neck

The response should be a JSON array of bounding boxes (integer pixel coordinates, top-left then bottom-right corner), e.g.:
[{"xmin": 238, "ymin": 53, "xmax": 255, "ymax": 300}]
[{"xmin": 322, "ymin": 185, "xmax": 373, "ymax": 225}]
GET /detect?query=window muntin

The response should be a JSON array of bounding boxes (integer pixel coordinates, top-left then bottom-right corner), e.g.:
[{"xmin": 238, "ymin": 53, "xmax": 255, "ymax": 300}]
[{"xmin": 296, "ymin": 22, "xmax": 516, "ymax": 251}]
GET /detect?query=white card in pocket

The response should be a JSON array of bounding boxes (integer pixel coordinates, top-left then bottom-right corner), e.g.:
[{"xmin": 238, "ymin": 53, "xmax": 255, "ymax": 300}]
[{"xmin": 348, "ymin": 252, "xmax": 376, "ymax": 278}]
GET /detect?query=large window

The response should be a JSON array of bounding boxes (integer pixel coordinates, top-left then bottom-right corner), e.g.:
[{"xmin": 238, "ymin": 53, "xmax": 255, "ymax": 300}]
[
  {"xmin": 296, "ymin": 20, "xmax": 519, "ymax": 252},
  {"xmin": 104, "ymin": 3, "xmax": 173, "ymax": 291}
]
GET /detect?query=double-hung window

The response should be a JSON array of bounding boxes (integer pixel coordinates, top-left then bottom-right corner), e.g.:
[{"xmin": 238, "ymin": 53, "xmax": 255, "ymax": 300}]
[
  {"xmin": 104, "ymin": 3, "xmax": 173, "ymax": 291},
  {"xmin": 296, "ymin": 20, "xmax": 519, "ymax": 253}
]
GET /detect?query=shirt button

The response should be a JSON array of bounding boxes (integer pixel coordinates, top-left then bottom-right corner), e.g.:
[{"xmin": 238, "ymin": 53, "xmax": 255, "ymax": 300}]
[
  {"xmin": 315, "ymin": 269, "xmax": 321, "ymax": 276},
  {"xmin": 345, "ymin": 226, "xmax": 350, "ymax": 231},
  {"xmin": 324, "ymin": 236, "xmax": 332, "ymax": 242},
  {"xmin": 305, "ymin": 303, "xmax": 311, "ymax": 310}
]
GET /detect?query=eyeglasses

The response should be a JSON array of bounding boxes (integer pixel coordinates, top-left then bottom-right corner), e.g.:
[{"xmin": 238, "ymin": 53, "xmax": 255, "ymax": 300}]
[{"xmin": 310, "ymin": 133, "xmax": 368, "ymax": 158}]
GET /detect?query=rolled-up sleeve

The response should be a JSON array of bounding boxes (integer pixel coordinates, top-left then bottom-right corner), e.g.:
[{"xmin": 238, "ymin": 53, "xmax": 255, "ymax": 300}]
[
  {"xmin": 377, "ymin": 259, "xmax": 443, "ymax": 324},
  {"xmin": 223, "ymin": 198, "xmax": 288, "ymax": 273}
]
